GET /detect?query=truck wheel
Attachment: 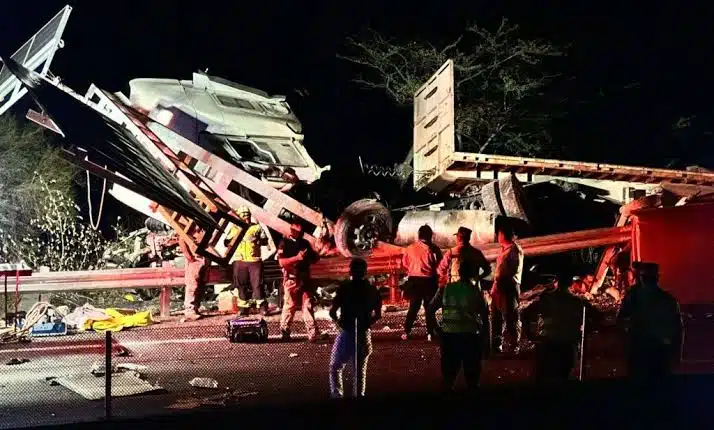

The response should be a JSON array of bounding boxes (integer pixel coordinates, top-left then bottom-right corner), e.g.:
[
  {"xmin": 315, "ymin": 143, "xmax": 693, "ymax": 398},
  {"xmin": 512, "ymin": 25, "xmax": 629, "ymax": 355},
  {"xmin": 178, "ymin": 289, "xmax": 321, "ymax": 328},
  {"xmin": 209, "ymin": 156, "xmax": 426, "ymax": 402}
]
[{"xmin": 334, "ymin": 199, "xmax": 393, "ymax": 258}]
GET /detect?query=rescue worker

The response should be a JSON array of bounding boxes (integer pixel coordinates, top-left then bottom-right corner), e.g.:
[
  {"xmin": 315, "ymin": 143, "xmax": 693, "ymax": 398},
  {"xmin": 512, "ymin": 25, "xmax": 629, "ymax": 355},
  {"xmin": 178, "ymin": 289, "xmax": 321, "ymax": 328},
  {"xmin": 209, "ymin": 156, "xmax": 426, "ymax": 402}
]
[
  {"xmin": 437, "ymin": 227, "xmax": 491, "ymax": 286},
  {"xmin": 329, "ymin": 258, "xmax": 382, "ymax": 398},
  {"xmin": 490, "ymin": 223, "xmax": 524, "ymax": 354},
  {"xmin": 401, "ymin": 225, "xmax": 442, "ymax": 341},
  {"xmin": 617, "ymin": 262, "xmax": 683, "ymax": 385},
  {"xmin": 528, "ymin": 270, "xmax": 596, "ymax": 385},
  {"xmin": 277, "ymin": 222, "xmax": 325, "ymax": 342},
  {"xmin": 429, "ymin": 257, "xmax": 489, "ymax": 392},
  {"xmin": 225, "ymin": 207, "xmax": 269, "ymax": 316},
  {"xmin": 178, "ymin": 237, "xmax": 207, "ymax": 321}
]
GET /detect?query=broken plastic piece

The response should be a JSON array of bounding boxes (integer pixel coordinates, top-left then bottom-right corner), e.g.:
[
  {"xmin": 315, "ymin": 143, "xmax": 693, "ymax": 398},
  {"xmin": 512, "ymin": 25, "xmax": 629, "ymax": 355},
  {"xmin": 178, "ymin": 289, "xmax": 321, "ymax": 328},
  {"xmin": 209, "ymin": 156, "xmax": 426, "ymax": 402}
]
[
  {"xmin": 117, "ymin": 363, "xmax": 148, "ymax": 372},
  {"xmin": 189, "ymin": 377, "xmax": 219, "ymax": 389},
  {"xmin": 6, "ymin": 358, "xmax": 30, "ymax": 366}
]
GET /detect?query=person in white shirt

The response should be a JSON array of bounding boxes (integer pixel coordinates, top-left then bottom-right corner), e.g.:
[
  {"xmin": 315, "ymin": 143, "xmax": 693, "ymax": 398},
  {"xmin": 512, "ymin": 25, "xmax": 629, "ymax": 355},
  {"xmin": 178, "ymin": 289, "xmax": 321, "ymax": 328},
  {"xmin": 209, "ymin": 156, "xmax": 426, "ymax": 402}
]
[{"xmin": 489, "ymin": 224, "xmax": 524, "ymax": 354}]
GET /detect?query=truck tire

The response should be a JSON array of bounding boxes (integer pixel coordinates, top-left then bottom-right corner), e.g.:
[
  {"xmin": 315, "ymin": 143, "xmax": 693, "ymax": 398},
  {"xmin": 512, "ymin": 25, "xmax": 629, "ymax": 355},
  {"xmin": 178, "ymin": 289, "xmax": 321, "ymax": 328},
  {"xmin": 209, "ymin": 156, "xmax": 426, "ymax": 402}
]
[{"xmin": 334, "ymin": 199, "xmax": 393, "ymax": 257}]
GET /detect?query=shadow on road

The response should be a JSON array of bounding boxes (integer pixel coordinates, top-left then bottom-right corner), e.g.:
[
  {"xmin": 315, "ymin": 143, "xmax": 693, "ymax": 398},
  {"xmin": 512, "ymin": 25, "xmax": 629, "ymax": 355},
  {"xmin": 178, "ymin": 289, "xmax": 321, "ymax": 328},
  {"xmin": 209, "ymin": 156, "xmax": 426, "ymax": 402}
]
[{"xmin": 22, "ymin": 374, "xmax": 714, "ymax": 430}]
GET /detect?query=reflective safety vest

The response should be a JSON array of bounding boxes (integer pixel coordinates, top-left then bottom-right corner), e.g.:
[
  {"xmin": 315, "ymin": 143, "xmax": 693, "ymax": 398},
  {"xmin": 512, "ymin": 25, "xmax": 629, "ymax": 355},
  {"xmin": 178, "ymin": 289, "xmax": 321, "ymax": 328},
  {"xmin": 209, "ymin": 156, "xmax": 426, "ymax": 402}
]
[
  {"xmin": 229, "ymin": 224, "xmax": 263, "ymax": 263},
  {"xmin": 441, "ymin": 281, "xmax": 484, "ymax": 334}
]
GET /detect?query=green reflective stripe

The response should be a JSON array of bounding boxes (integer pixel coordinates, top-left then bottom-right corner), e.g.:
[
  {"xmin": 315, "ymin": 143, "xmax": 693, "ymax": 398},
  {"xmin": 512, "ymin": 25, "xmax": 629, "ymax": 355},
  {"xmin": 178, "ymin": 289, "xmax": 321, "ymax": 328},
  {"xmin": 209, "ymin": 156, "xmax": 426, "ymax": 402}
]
[{"xmin": 442, "ymin": 281, "xmax": 481, "ymax": 333}]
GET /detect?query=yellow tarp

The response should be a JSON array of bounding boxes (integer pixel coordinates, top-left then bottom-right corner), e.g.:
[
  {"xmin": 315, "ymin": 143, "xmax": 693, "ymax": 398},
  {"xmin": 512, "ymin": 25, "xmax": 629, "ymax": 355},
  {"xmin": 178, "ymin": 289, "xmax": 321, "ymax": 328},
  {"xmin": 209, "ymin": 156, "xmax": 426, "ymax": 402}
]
[{"xmin": 83, "ymin": 308, "xmax": 153, "ymax": 332}]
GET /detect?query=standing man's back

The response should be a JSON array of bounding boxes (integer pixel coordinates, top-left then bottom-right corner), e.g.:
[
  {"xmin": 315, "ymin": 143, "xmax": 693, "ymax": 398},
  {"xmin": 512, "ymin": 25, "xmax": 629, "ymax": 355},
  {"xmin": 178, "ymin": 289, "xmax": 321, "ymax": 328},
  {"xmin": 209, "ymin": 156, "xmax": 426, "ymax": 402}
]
[
  {"xmin": 401, "ymin": 225, "xmax": 442, "ymax": 341},
  {"xmin": 329, "ymin": 259, "xmax": 382, "ymax": 398},
  {"xmin": 617, "ymin": 262, "xmax": 683, "ymax": 384}
]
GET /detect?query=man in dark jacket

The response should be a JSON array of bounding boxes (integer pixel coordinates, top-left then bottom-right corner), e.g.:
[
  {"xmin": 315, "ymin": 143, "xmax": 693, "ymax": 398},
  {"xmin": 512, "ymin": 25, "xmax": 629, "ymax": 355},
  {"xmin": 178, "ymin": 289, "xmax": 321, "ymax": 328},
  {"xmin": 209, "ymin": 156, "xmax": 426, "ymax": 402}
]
[
  {"xmin": 528, "ymin": 270, "xmax": 595, "ymax": 384},
  {"xmin": 617, "ymin": 262, "xmax": 683, "ymax": 385},
  {"xmin": 329, "ymin": 258, "xmax": 382, "ymax": 398}
]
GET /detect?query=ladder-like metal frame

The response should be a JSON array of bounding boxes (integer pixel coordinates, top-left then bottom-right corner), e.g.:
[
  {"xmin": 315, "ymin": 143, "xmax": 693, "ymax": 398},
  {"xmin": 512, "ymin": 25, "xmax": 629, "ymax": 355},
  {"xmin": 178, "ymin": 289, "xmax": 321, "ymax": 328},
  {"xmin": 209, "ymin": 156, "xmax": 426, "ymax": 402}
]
[
  {"xmin": 103, "ymin": 92, "xmax": 333, "ymax": 250},
  {"xmin": 98, "ymin": 90, "xmax": 249, "ymax": 266}
]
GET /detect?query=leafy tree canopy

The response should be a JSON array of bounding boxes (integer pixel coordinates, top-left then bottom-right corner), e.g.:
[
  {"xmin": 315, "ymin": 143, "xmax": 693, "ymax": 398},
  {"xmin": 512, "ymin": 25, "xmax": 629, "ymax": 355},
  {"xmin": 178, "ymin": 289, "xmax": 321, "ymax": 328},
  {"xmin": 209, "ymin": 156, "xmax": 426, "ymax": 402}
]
[{"xmin": 0, "ymin": 115, "xmax": 77, "ymax": 241}]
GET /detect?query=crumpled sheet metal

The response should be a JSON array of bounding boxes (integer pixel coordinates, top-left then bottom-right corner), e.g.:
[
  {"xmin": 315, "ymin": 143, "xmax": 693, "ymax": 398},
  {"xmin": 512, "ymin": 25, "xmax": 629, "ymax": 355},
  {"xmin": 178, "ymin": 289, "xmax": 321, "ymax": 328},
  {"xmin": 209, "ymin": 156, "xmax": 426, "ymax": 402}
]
[{"xmin": 480, "ymin": 173, "xmax": 530, "ymax": 224}]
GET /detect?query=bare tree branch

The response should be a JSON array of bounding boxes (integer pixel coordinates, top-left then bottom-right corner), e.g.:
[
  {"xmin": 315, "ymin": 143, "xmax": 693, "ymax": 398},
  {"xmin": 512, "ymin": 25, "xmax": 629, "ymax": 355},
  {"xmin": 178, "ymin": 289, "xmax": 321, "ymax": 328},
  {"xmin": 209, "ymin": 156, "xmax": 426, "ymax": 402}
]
[{"xmin": 339, "ymin": 17, "xmax": 566, "ymax": 156}]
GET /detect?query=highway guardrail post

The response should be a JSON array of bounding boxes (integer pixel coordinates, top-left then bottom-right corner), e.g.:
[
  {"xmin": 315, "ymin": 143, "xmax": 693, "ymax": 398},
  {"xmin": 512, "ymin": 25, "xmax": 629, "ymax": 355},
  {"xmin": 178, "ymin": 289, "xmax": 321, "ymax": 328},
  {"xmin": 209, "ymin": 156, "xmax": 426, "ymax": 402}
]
[{"xmin": 105, "ymin": 330, "xmax": 112, "ymax": 420}]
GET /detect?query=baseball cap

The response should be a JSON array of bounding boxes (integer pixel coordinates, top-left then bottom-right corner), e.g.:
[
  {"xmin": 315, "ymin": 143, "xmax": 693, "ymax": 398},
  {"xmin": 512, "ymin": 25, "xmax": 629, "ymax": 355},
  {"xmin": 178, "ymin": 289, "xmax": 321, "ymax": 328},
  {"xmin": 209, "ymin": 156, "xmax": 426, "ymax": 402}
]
[
  {"xmin": 454, "ymin": 227, "xmax": 472, "ymax": 237},
  {"xmin": 632, "ymin": 261, "xmax": 658, "ymax": 275}
]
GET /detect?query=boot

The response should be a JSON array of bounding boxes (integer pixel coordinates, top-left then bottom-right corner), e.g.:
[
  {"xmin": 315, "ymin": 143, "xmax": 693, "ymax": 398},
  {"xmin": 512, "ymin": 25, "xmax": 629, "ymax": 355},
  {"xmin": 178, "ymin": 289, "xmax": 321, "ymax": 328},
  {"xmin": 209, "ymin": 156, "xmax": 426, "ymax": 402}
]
[{"xmin": 281, "ymin": 329, "xmax": 291, "ymax": 341}]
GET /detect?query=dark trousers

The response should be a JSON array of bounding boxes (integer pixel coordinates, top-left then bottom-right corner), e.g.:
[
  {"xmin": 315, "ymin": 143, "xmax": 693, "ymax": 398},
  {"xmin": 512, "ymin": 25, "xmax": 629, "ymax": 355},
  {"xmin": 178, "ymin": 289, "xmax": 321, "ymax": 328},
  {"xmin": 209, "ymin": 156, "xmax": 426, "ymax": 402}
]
[
  {"xmin": 403, "ymin": 276, "xmax": 438, "ymax": 336},
  {"xmin": 628, "ymin": 341, "xmax": 675, "ymax": 384},
  {"xmin": 491, "ymin": 295, "xmax": 522, "ymax": 351},
  {"xmin": 440, "ymin": 332, "xmax": 483, "ymax": 391},
  {"xmin": 232, "ymin": 261, "xmax": 264, "ymax": 307},
  {"xmin": 535, "ymin": 340, "xmax": 576, "ymax": 384}
]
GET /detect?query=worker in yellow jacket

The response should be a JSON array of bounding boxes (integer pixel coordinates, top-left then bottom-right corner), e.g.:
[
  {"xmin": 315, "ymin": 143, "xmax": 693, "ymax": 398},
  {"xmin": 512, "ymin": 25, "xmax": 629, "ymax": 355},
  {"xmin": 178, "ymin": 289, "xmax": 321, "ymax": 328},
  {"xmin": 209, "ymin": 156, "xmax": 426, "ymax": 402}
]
[{"xmin": 226, "ymin": 207, "xmax": 269, "ymax": 316}]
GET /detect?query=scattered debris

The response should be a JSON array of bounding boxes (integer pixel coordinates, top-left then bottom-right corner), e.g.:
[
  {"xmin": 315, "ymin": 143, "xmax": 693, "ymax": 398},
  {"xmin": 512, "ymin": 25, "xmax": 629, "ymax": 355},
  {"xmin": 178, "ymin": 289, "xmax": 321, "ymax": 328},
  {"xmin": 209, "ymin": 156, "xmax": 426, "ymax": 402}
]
[
  {"xmin": 289, "ymin": 353, "xmax": 299, "ymax": 358},
  {"xmin": 189, "ymin": 377, "xmax": 219, "ymax": 389},
  {"xmin": 55, "ymin": 372, "xmax": 164, "ymax": 400},
  {"xmin": 117, "ymin": 363, "xmax": 148, "ymax": 372},
  {"xmin": 6, "ymin": 358, "xmax": 30, "ymax": 366},
  {"xmin": 90, "ymin": 362, "xmax": 114, "ymax": 376}
]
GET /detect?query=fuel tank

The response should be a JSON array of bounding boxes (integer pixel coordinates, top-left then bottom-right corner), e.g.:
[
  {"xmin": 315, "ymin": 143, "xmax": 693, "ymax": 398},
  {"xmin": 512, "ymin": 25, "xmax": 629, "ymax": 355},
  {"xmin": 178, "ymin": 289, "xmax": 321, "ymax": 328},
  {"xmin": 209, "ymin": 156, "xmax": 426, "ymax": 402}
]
[
  {"xmin": 394, "ymin": 210, "xmax": 499, "ymax": 249},
  {"xmin": 394, "ymin": 173, "xmax": 532, "ymax": 249}
]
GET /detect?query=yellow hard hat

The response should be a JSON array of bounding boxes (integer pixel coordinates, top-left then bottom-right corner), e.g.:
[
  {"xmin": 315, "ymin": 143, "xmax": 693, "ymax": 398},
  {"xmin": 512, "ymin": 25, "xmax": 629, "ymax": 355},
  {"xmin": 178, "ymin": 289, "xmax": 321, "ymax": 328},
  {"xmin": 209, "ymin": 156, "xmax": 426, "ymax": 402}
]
[{"xmin": 237, "ymin": 206, "xmax": 250, "ymax": 215}]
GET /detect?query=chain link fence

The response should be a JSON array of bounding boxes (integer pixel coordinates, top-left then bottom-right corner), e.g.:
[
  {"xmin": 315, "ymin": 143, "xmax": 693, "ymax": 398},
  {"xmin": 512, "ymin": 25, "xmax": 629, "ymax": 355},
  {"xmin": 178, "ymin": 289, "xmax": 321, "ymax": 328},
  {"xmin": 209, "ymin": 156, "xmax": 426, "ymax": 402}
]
[{"xmin": 1, "ymin": 305, "xmax": 712, "ymax": 428}]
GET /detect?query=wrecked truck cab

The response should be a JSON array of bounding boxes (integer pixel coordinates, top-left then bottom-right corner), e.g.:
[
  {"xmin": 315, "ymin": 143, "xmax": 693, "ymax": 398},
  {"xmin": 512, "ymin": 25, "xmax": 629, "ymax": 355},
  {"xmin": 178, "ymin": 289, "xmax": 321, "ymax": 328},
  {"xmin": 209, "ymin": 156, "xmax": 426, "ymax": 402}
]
[{"xmin": 127, "ymin": 72, "xmax": 328, "ymax": 186}]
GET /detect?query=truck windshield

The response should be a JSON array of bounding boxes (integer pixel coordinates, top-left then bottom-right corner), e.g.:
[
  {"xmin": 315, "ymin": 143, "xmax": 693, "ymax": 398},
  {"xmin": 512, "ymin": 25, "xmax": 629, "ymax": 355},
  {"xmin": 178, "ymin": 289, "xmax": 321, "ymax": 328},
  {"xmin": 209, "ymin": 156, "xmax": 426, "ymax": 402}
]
[{"xmin": 227, "ymin": 138, "xmax": 307, "ymax": 167}]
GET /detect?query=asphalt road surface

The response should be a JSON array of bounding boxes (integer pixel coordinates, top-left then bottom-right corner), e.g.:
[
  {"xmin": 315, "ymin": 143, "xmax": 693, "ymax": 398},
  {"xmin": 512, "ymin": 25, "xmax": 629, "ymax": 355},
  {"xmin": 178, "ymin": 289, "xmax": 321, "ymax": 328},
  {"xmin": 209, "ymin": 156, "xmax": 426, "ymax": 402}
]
[{"xmin": 1, "ymin": 309, "xmax": 713, "ymax": 429}]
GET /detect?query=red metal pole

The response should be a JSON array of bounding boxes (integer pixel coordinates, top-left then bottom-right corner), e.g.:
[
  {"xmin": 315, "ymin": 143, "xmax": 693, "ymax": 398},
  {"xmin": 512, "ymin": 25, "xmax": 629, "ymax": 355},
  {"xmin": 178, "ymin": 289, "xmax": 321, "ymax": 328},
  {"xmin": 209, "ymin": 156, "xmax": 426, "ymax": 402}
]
[{"xmin": 14, "ymin": 269, "xmax": 19, "ymax": 329}]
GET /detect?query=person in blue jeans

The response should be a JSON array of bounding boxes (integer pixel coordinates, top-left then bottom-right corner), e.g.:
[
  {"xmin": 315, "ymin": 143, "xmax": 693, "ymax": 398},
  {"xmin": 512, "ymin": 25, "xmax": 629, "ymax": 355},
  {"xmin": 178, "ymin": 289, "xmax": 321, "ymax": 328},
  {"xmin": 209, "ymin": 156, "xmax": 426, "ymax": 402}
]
[{"xmin": 329, "ymin": 258, "xmax": 382, "ymax": 398}]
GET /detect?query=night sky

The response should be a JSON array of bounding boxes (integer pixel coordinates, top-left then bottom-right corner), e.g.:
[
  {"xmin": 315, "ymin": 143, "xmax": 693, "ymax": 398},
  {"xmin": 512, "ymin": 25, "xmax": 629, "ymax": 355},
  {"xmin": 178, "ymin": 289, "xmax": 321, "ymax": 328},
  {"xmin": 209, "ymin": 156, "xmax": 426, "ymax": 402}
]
[{"xmin": 2, "ymin": 0, "xmax": 713, "ymax": 209}]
